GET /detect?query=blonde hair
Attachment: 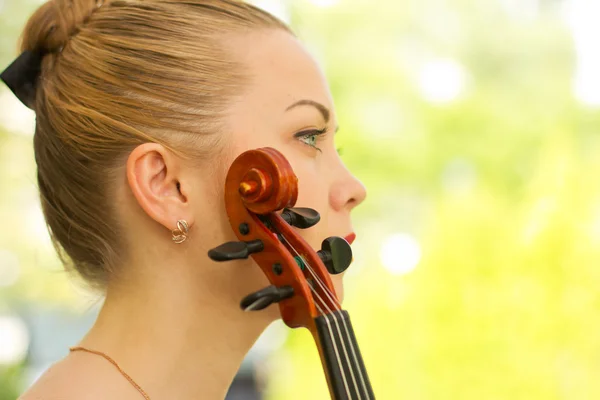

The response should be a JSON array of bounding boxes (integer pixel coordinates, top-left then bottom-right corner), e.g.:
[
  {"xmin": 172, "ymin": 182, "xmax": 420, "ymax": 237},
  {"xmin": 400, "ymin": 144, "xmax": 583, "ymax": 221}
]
[{"xmin": 19, "ymin": 0, "xmax": 291, "ymax": 289}]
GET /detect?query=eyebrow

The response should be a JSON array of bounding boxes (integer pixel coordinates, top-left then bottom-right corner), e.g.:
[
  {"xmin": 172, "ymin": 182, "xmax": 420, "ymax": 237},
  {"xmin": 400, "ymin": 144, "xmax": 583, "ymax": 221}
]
[{"xmin": 285, "ymin": 99, "xmax": 330, "ymax": 123}]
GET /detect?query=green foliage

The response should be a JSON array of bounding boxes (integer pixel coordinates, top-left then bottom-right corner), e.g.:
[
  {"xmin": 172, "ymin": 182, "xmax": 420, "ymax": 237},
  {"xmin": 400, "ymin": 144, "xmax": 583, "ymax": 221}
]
[{"xmin": 0, "ymin": 364, "xmax": 24, "ymax": 400}]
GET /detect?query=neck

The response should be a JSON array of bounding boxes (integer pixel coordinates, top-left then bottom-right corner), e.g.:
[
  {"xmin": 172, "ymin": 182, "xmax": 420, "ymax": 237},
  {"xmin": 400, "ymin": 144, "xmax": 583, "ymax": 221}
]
[{"xmin": 78, "ymin": 262, "xmax": 274, "ymax": 399}]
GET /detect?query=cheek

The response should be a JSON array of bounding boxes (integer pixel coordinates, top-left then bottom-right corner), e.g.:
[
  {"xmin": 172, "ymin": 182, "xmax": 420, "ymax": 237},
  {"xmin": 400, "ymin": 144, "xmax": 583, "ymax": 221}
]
[
  {"xmin": 292, "ymin": 157, "xmax": 329, "ymax": 213},
  {"xmin": 294, "ymin": 168, "xmax": 330, "ymax": 246}
]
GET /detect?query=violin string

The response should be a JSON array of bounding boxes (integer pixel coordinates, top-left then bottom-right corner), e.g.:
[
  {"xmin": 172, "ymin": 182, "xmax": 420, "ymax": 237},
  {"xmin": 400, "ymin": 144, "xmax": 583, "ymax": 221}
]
[
  {"xmin": 330, "ymin": 304, "xmax": 371, "ymax": 399},
  {"xmin": 299, "ymin": 256, "xmax": 341, "ymax": 308},
  {"xmin": 295, "ymin": 253, "xmax": 364, "ymax": 400},
  {"xmin": 298, "ymin": 254, "xmax": 342, "ymax": 307},
  {"xmin": 299, "ymin": 254, "xmax": 370, "ymax": 400},
  {"xmin": 273, "ymin": 221, "xmax": 370, "ymax": 398},
  {"xmin": 313, "ymin": 297, "xmax": 353, "ymax": 398},
  {"xmin": 281, "ymin": 236, "xmax": 371, "ymax": 400},
  {"xmin": 273, "ymin": 215, "xmax": 341, "ymax": 308},
  {"xmin": 278, "ymin": 234, "xmax": 365, "ymax": 400},
  {"xmin": 274, "ymin": 229, "xmax": 340, "ymax": 308},
  {"xmin": 276, "ymin": 234, "xmax": 354, "ymax": 398},
  {"xmin": 277, "ymin": 235, "xmax": 338, "ymax": 310}
]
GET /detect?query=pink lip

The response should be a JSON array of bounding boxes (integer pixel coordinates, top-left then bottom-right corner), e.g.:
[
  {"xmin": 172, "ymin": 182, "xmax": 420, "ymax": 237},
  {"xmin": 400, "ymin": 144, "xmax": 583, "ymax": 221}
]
[{"xmin": 344, "ymin": 232, "xmax": 356, "ymax": 245}]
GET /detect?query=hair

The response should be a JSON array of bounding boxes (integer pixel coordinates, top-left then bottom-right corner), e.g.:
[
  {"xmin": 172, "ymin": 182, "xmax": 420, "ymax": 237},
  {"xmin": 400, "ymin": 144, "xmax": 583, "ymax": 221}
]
[{"xmin": 19, "ymin": 0, "xmax": 292, "ymax": 290}]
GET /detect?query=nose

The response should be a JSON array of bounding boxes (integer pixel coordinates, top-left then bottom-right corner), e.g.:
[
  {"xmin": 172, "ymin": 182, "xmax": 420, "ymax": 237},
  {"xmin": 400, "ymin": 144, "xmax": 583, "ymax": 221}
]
[{"xmin": 329, "ymin": 166, "xmax": 367, "ymax": 213}]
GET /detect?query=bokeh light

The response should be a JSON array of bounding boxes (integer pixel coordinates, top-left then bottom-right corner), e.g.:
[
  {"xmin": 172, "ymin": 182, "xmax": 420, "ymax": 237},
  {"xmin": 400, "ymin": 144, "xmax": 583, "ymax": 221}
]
[
  {"xmin": 380, "ymin": 233, "xmax": 422, "ymax": 276},
  {"xmin": 0, "ymin": 316, "xmax": 29, "ymax": 365},
  {"xmin": 417, "ymin": 59, "xmax": 468, "ymax": 104},
  {"xmin": 566, "ymin": 0, "xmax": 600, "ymax": 106}
]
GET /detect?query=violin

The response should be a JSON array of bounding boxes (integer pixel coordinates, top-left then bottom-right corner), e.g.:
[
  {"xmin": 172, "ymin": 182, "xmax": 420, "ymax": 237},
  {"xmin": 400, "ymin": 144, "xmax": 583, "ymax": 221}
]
[{"xmin": 208, "ymin": 147, "xmax": 375, "ymax": 400}]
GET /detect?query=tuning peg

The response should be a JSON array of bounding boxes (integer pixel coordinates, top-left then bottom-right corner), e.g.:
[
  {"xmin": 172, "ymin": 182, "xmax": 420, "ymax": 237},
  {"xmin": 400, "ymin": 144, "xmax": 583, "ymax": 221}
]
[
  {"xmin": 317, "ymin": 237, "xmax": 353, "ymax": 275},
  {"xmin": 240, "ymin": 285, "xmax": 295, "ymax": 311},
  {"xmin": 281, "ymin": 207, "xmax": 321, "ymax": 229},
  {"xmin": 208, "ymin": 239, "xmax": 264, "ymax": 262}
]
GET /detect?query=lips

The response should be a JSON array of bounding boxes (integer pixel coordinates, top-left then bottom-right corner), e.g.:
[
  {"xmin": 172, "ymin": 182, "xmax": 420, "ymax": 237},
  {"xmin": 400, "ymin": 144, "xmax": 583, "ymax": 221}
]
[{"xmin": 344, "ymin": 232, "xmax": 356, "ymax": 245}]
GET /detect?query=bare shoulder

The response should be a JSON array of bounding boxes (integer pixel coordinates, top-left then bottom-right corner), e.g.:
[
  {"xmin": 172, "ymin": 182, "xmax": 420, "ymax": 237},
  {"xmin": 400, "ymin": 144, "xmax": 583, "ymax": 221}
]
[{"xmin": 19, "ymin": 352, "xmax": 143, "ymax": 400}]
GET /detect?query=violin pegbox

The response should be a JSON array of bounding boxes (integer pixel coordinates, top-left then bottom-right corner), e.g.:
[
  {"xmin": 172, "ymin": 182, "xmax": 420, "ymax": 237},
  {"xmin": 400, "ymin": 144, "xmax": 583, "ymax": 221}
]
[{"xmin": 207, "ymin": 147, "xmax": 347, "ymax": 328}]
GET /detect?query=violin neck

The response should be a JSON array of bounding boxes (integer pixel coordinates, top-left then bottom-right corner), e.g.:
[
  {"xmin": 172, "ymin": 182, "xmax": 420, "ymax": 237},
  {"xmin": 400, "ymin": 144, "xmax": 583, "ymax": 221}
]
[{"xmin": 313, "ymin": 310, "xmax": 375, "ymax": 400}]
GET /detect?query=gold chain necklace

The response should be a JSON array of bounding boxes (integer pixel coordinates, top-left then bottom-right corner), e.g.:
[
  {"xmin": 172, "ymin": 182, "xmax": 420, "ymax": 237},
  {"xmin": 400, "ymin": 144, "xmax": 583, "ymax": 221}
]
[{"xmin": 69, "ymin": 346, "xmax": 150, "ymax": 399}]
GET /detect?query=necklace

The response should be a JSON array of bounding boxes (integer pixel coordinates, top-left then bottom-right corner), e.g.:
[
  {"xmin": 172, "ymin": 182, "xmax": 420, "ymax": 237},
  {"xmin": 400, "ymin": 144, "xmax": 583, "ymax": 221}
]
[{"xmin": 69, "ymin": 346, "xmax": 150, "ymax": 399}]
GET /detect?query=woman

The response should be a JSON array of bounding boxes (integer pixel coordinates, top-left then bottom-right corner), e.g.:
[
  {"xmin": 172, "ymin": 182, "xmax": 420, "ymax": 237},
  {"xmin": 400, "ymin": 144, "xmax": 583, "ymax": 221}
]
[{"xmin": 2, "ymin": 0, "xmax": 366, "ymax": 398}]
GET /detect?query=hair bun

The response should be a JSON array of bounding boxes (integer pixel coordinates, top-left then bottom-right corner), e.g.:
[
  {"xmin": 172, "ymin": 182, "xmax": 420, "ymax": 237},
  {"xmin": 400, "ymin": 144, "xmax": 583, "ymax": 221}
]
[{"xmin": 20, "ymin": 0, "xmax": 106, "ymax": 54}]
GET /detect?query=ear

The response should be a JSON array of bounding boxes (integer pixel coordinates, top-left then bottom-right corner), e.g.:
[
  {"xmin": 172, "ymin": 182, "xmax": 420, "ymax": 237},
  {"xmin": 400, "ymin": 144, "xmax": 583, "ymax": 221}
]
[{"xmin": 126, "ymin": 143, "xmax": 194, "ymax": 232}]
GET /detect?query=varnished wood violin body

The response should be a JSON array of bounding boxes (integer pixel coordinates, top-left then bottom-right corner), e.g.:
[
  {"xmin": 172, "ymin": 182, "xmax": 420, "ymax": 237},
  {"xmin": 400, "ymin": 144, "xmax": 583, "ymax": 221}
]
[{"xmin": 208, "ymin": 147, "xmax": 374, "ymax": 400}]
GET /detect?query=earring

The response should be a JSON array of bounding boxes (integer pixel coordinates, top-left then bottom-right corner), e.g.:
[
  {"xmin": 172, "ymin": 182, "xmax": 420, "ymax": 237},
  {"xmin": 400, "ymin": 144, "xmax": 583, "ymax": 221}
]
[{"xmin": 171, "ymin": 220, "xmax": 189, "ymax": 244}]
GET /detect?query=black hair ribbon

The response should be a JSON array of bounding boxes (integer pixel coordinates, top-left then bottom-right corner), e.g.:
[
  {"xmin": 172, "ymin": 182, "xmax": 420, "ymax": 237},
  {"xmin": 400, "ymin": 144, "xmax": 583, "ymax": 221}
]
[{"xmin": 0, "ymin": 50, "xmax": 45, "ymax": 110}]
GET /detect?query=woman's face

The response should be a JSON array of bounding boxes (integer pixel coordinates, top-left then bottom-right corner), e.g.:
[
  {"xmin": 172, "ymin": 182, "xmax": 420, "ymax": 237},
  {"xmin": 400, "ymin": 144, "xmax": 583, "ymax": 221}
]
[{"xmin": 210, "ymin": 30, "xmax": 366, "ymax": 304}]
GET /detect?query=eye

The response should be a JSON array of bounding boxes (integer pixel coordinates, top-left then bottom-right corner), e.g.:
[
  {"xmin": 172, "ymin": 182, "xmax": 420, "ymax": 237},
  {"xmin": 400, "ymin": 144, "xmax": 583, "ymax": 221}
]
[
  {"xmin": 300, "ymin": 133, "xmax": 319, "ymax": 147},
  {"xmin": 294, "ymin": 128, "xmax": 328, "ymax": 152}
]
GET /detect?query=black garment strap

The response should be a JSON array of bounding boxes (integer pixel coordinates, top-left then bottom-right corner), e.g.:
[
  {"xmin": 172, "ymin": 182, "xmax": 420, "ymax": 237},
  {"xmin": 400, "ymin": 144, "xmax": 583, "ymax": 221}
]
[{"xmin": 0, "ymin": 50, "xmax": 45, "ymax": 110}]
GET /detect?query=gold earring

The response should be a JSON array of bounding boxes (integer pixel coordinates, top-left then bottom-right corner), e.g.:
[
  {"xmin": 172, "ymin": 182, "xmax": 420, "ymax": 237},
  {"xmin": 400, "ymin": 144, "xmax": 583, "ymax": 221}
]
[{"xmin": 171, "ymin": 220, "xmax": 189, "ymax": 244}]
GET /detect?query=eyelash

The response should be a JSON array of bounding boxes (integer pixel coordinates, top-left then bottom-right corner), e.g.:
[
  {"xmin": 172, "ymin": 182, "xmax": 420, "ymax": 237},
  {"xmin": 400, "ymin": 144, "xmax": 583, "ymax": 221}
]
[
  {"xmin": 294, "ymin": 128, "xmax": 344, "ymax": 156},
  {"xmin": 294, "ymin": 127, "xmax": 328, "ymax": 152}
]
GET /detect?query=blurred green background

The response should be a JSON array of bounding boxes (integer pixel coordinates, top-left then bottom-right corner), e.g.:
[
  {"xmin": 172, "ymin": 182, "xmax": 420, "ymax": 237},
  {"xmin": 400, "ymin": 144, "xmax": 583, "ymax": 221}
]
[{"xmin": 2, "ymin": 0, "xmax": 600, "ymax": 399}]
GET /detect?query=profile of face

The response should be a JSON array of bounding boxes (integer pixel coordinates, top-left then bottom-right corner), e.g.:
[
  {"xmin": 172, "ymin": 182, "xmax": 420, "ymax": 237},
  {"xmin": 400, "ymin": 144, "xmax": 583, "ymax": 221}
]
[{"xmin": 125, "ymin": 29, "xmax": 366, "ymax": 321}]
